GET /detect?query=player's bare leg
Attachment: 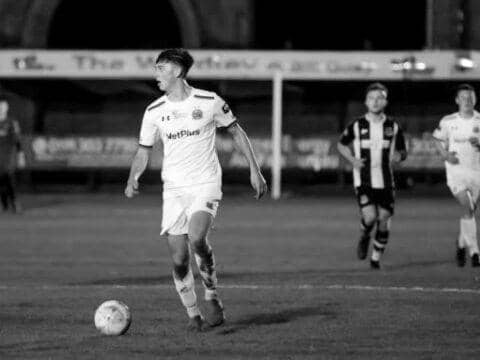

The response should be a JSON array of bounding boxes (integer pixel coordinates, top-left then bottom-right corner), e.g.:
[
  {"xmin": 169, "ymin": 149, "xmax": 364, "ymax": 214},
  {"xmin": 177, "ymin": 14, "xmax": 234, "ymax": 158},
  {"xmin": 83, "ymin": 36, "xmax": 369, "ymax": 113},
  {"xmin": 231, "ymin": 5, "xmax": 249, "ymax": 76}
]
[
  {"xmin": 358, "ymin": 205, "xmax": 377, "ymax": 260},
  {"xmin": 166, "ymin": 234, "xmax": 204, "ymax": 331},
  {"xmin": 370, "ymin": 208, "xmax": 392, "ymax": 269},
  {"xmin": 189, "ymin": 211, "xmax": 225, "ymax": 327},
  {"xmin": 454, "ymin": 190, "xmax": 479, "ymax": 267}
]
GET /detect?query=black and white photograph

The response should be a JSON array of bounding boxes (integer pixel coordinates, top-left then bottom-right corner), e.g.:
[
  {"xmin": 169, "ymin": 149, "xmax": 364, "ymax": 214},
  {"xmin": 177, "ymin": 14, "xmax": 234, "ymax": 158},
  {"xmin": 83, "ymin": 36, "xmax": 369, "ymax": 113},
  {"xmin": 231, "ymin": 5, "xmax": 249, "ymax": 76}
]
[{"xmin": 1, "ymin": 0, "xmax": 480, "ymax": 359}]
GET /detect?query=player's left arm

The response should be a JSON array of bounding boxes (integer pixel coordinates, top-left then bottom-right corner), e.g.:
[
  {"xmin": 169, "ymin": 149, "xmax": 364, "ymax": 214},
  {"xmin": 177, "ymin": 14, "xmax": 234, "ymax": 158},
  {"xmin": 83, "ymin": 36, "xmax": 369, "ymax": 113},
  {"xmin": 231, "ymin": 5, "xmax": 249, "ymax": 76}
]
[
  {"xmin": 13, "ymin": 119, "xmax": 26, "ymax": 168},
  {"xmin": 213, "ymin": 95, "xmax": 267, "ymax": 199},
  {"xmin": 392, "ymin": 123, "xmax": 408, "ymax": 163},
  {"xmin": 226, "ymin": 123, "xmax": 267, "ymax": 199}
]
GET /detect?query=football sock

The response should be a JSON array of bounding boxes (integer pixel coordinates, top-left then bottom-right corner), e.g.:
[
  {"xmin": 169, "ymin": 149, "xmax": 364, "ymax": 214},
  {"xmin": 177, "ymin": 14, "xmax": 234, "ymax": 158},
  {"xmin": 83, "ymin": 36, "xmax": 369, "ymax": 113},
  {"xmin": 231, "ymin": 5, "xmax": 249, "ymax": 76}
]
[
  {"xmin": 361, "ymin": 218, "xmax": 375, "ymax": 238},
  {"xmin": 172, "ymin": 267, "xmax": 201, "ymax": 318},
  {"xmin": 371, "ymin": 229, "xmax": 389, "ymax": 262},
  {"xmin": 194, "ymin": 249, "xmax": 218, "ymax": 300},
  {"xmin": 460, "ymin": 217, "xmax": 478, "ymax": 256}
]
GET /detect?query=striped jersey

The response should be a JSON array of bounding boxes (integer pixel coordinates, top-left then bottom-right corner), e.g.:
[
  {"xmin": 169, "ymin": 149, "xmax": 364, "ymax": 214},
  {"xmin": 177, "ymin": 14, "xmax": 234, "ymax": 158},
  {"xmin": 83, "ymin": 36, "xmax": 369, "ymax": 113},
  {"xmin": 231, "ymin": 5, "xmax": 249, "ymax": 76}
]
[
  {"xmin": 432, "ymin": 111, "xmax": 480, "ymax": 172},
  {"xmin": 339, "ymin": 115, "xmax": 407, "ymax": 189},
  {"xmin": 138, "ymin": 87, "xmax": 237, "ymax": 190}
]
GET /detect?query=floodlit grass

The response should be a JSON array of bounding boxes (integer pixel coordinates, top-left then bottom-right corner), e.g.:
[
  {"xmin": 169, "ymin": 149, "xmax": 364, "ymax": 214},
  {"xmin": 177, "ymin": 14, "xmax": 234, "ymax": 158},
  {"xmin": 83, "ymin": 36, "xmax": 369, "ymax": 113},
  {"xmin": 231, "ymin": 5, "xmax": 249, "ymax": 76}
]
[{"xmin": 1, "ymin": 192, "xmax": 480, "ymax": 359}]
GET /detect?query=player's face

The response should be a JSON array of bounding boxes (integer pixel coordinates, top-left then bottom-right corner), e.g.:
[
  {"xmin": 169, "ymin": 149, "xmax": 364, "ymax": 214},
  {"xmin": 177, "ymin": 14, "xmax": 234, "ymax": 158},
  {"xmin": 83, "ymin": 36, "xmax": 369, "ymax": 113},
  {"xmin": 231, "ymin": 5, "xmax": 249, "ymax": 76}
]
[
  {"xmin": 154, "ymin": 61, "xmax": 181, "ymax": 92},
  {"xmin": 456, "ymin": 90, "xmax": 476, "ymax": 112},
  {"xmin": 365, "ymin": 90, "xmax": 387, "ymax": 114},
  {"xmin": 0, "ymin": 101, "xmax": 9, "ymax": 121}
]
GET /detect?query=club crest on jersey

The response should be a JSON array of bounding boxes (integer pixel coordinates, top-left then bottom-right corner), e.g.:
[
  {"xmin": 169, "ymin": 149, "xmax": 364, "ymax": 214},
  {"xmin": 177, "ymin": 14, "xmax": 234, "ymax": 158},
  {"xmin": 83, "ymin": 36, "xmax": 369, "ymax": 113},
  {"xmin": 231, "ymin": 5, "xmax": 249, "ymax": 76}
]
[
  {"xmin": 172, "ymin": 110, "xmax": 188, "ymax": 119},
  {"xmin": 192, "ymin": 108, "xmax": 203, "ymax": 120},
  {"xmin": 384, "ymin": 127, "xmax": 394, "ymax": 137},
  {"xmin": 473, "ymin": 126, "xmax": 480, "ymax": 133},
  {"xmin": 222, "ymin": 103, "xmax": 230, "ymax": 114}
]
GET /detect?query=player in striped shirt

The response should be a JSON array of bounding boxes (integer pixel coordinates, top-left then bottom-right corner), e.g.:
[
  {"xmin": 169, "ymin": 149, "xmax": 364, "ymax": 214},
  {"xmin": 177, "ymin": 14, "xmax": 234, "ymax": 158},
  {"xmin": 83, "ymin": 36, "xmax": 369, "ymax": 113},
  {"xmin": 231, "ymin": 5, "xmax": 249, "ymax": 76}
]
[
  {"xmin": 124, "ymin": 49, "xmax": 267, "ymax": 331},
  {"xmin": 433, "ymin": 84, "xmax": 480, "ymax": 267},
  {"xmin": 0, "ymin": 94, "xmax": 25, "ymax": 213},
  {"xmin": 337, "ymin": 83, "xmax": 407, "ymax": 269}
]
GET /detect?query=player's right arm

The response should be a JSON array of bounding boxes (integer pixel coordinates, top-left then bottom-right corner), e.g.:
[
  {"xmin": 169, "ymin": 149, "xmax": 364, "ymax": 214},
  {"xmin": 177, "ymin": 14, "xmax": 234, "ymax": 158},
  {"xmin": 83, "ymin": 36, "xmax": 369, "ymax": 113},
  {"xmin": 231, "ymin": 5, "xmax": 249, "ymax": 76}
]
[
  {"xmin": 125, "ymin": 109, "xmax": 159, "ymax": 198},
  {"xmin": 125, "ymin": 146, "xmax": 151, "ymax": 198},
  {"xmin": 337, "ymin": 121, "xmax": 364, "ymax": 169},
  {"xmin": 432, "ymin": 117, "xmax": 459, "ymax": 164}
]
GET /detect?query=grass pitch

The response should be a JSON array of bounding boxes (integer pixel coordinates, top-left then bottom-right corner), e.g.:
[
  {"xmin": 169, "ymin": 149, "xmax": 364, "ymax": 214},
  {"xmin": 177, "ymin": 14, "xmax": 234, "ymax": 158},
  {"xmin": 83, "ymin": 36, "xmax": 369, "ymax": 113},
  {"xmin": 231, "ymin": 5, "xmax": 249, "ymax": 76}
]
[{"xmin": 1, "ymin": 190, "xmax": 480, "ymax": 359}]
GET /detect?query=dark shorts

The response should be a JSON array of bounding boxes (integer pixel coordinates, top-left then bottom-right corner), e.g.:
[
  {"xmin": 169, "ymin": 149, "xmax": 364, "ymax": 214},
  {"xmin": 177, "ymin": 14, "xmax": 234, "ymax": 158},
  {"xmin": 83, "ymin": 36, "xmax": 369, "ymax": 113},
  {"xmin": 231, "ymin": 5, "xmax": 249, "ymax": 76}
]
[{"xmin": 355, "ymin": 186, "xmax": 395, "ymax": 215}]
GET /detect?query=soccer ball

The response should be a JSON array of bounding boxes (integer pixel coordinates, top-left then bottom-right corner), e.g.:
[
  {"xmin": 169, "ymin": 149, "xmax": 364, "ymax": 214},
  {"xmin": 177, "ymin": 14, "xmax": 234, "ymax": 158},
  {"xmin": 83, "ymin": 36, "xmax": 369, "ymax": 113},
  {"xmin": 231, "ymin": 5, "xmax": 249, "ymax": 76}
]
[{"xmin": 94, "ymin": 300, "xmax": 132, "ymax": 336}]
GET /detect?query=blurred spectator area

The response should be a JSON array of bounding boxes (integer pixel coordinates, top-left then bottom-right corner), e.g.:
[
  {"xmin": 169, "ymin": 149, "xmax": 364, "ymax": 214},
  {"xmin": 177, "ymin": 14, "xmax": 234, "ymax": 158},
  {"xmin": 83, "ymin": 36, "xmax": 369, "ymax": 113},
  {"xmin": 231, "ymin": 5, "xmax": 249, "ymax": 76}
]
[
  {"xmin": 0, "ymin": 0, "xmax": 478, "ymax": 138},
  {"xmin": 0, "ymin": 79, "xmax": 464, "ymax": 137}
]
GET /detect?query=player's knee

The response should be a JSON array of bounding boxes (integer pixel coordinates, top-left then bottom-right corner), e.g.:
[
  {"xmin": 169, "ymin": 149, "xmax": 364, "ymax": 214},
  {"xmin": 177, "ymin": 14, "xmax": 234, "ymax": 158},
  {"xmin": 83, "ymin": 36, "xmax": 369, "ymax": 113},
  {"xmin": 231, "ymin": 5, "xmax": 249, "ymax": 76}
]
[
  {"xmin": 171, "ymin": 251, "xmax": 189, "ymax": 272},
  {"xmin": 173, "ymin": 263, "xmax": 189, "ymax": 279},
  {"xmin": 362, "ymin": 214, "xmax": 377, "ymax": 227},
  {"xmin": 190, "ymin": 237, "xmax": 210, "ymax": 255},
  {"xmin": 188, "ymin": 229, "xmax": 208, "ymax": 246},
  {"xmin": 377, "ymin": 211, "xmax": 392, "ymax": 223}
]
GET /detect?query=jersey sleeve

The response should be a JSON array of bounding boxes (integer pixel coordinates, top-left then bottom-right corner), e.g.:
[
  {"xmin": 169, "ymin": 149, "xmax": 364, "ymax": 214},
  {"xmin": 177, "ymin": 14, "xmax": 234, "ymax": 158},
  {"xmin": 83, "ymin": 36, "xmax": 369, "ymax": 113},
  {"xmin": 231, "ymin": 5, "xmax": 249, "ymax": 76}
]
[
  {"xmin": 138, "ymin": 110, "xmax": 159, "ymax": 148},
  {"xmin": 213, "ymin": 94, "xmax": 237, "ymax": 128},
  {"xmin": 339, "ymin": 121, "xmax": 355, "ymax": 145},
  {"xmin": 395, "ymin": 123, "xmax": 408, "ymax": 161},
  {"xmin": 432, "ymin": 118, "xmax": 448, "ymax": 142}
]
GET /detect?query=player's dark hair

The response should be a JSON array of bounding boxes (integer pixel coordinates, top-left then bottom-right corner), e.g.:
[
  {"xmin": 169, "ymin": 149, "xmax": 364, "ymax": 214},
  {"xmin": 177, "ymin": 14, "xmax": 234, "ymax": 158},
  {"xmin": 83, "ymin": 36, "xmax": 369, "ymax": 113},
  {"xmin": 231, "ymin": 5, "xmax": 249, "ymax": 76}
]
[
  {"xmin": 366, "ymin": 82, "xmax": 388, "ymax": 98},
  {"xmin": 456, "ymin": 83, "xmax": 475, "ymax": 96},
  {"xmin": 155, "ymin": 48, "xmax": 194, "ymax": 78}
]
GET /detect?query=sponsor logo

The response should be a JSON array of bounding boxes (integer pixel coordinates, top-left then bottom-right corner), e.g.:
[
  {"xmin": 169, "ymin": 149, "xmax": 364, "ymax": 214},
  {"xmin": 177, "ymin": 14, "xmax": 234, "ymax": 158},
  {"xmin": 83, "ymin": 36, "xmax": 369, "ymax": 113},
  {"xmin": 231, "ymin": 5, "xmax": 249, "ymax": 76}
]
[
  {"xmin": 166, "ymin": 129, "xmax": 200, "ymax": 140},
  {"xmin": 361, "ymin": 129, "xmax": 368, "ymax": 135},
  {"xmin": 161, "ymin": 115, "xmax": 171, "ymax": 122},
  {"xmin": 222, "ymin": 103, "xmax": 230, "ymax": 114},
  {"xmin": 172, "ymin": 110, "xmax": 188, "ymax": 119},
  {"xmin": 192, "ymin": 108, "xmax": 203, "ymax": 120}
]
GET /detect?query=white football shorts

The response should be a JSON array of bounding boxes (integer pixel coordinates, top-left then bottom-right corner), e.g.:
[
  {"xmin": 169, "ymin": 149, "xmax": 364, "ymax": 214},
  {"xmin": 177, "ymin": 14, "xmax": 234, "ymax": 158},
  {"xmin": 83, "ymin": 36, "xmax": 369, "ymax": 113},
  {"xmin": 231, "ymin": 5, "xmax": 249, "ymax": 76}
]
[
  {"xmin": 446, "ymin": 167, "xmax": 480, "ymax": 200},
  {"xmin": 160, "ymin": 182, "xmax": 222, "ymax": 236}
]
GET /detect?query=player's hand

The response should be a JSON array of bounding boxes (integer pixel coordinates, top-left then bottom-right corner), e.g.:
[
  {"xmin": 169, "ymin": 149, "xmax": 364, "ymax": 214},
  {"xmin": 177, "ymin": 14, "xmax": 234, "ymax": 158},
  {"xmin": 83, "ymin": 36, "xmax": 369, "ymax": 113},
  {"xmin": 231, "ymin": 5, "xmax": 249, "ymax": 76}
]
[
  {"xmin": 17, "ymin": 151, "xmax": 26, "ymax": 169},
  {"xmin": 351, "ymin": 158, "xmax": 365, "ymax": 169},
  {"xmin": 469, "ymin": 136, "xmax": 479, "ymax": 146},
  {"xmin": 469, "ymin": 136, "xmax": 480, "ymax": 151},
  {"xmin": 444, "ymin": 151, "xmax": 459, "ymax": 164},
  {"xmin": 250, "ymin": 170, "xmax": 267, "ymax": 199},
  {"xmin": 391, "ymin": 152, "xmax": 402, "ymax": 164},
  {"xmin": 124, "ymin": 180, "xmax": 139, "ymax": 198}
]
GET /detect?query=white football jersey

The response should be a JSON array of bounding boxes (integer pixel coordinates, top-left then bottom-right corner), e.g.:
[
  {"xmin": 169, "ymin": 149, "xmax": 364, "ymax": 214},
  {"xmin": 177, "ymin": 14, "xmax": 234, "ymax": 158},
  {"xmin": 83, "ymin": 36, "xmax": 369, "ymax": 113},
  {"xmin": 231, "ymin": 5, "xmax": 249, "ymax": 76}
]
[
  {"xmin": 433, "ymin": 111, "xmax": 480, "ymax": 171},
  {"xmin": 138, "ymin": 87, "xmax": 236, "ymax": 189}
]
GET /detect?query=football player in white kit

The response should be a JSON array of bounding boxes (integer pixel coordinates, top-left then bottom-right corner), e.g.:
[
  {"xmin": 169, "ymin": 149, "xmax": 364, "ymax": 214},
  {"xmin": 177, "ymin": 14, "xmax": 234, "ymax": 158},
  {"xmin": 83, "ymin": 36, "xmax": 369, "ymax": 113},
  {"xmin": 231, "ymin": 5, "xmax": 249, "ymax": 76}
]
[
  {"xmin": 433, "ymin": 84, "xmax": 480, "ymax": 267},
  {"xmin": 124, "ymin": 49, "xmax": 267, "ymax": 331}
]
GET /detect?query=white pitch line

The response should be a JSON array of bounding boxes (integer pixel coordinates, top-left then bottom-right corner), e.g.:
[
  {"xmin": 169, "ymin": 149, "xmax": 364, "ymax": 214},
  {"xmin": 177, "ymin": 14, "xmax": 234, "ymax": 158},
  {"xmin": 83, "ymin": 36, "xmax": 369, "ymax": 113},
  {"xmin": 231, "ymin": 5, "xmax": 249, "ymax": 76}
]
[{"xmin": 0, "ymin": 283, "xmax": 480, "ymax": 295}]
